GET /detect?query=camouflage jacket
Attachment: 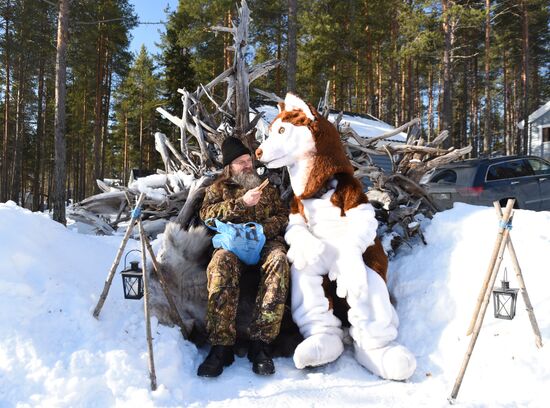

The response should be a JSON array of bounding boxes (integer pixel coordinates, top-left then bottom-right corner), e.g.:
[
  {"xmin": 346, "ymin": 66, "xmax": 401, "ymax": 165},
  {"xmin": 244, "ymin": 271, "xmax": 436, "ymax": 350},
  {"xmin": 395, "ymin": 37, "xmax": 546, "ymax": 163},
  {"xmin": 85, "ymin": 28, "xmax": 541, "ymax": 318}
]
[{"xmin": 199, "ymin": 178, "xmax": 288, "ymax": 241}]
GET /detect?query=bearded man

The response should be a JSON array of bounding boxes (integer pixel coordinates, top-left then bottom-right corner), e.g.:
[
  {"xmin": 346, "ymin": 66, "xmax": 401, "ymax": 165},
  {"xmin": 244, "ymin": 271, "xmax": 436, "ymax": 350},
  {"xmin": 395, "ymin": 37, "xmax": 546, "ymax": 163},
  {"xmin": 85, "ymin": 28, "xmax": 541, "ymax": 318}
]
[{"xmin": 197, "ymin": 136, "xmax": 290, "ymax": 377}]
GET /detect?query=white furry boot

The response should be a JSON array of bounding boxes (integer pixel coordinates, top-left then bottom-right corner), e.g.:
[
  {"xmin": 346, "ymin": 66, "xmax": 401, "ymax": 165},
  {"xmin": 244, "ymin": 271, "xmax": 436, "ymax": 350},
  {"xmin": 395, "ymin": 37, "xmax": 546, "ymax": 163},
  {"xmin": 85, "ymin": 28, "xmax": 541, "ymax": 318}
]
[
  {"xmin": 294, "ymin": 333, "xmax": 344, "ymax": 369},
  {"xmin": 345, "ymin": 266, "xmax": 416, "ymax": 381},
  {"xmin": 354, "ymin": 341, "xmax": 416, "ymax": 381},
  {"xmin": 291, "ymin": 267, "xmax": 344, "ymax": 369}
]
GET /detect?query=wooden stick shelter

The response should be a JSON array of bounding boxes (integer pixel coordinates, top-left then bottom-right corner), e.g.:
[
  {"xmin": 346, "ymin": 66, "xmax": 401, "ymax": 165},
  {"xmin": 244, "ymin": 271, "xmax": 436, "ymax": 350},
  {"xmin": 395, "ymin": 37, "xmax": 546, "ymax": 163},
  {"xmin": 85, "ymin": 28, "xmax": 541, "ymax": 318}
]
[
  {"xmin": 91, "ymin": 193, "xmax": 191, "ymax": 391},
  {"xmin": 449, "ymin": 199, "xmax": 543, "ymax": 402}
]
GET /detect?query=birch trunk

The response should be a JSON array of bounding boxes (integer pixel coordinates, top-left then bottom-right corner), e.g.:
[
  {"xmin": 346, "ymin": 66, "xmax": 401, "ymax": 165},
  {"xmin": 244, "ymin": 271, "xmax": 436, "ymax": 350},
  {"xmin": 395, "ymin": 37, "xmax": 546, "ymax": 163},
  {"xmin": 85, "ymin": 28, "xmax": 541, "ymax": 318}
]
[{"xmin": 53, "ymin": 0, "xmax": 69, "ymax": 225}]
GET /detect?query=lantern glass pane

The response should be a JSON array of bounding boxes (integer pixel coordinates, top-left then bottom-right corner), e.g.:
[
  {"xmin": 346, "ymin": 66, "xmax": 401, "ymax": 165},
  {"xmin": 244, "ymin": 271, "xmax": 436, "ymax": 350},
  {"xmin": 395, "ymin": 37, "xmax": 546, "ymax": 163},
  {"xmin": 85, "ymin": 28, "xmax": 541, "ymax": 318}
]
[
  {"xmin": 493, "ymin": 290, "xmax": 518, "ymax": 320},
  {"xmin": 121, "ymin": 272, "xmax": 143, "ymax": 300}
]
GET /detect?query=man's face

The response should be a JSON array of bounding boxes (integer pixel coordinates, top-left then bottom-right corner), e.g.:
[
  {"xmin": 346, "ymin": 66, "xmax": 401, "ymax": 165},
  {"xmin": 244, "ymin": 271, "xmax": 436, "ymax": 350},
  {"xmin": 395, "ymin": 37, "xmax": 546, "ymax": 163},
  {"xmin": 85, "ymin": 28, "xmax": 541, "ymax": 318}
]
[
  {"xmin": 230, "ymin": 154, "xmax": 254, "ymax": 176},
  {"xmin": 229, "ymin": 153, "xmax": 261, "ymax": 190}
]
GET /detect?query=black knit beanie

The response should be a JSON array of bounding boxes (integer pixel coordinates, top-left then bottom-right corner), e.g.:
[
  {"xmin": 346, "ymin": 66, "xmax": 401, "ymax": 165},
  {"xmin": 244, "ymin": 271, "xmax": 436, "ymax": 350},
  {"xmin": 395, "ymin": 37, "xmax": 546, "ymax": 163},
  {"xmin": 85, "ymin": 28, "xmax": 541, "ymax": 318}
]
[{"xmin": 222, "ymin": 137, "xmax": 251, "ymax": 166}]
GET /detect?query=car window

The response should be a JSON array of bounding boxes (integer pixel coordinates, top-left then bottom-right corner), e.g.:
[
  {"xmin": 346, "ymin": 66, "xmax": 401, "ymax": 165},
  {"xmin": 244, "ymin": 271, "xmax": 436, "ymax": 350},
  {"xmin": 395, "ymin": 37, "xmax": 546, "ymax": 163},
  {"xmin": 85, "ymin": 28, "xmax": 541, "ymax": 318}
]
[
  {"xmin": 486, "ymin": 160, "xmax": 534, "ymax": 181},
  {"xmin": 430, "ymin": 169, "xmax": 457, "ymax": 184},
  {"xmin": 527, "ymin": 158, "xmax": 550, "ymax": 176}
]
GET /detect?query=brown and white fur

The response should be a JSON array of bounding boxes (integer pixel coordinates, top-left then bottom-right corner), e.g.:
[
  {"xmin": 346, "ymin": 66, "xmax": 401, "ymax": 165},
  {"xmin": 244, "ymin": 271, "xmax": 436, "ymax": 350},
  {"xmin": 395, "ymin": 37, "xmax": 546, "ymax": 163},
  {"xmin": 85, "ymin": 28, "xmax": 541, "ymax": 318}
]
[{"xmin": 256, "ymin": 93, "xmax": 416, "ymax": 380}]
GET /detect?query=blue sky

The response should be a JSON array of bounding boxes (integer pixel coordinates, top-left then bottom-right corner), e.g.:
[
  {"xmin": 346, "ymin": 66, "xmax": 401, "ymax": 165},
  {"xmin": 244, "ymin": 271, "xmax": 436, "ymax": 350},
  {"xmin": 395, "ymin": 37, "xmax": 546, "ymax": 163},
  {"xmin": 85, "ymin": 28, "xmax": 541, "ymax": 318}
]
[{"xmin": 129, "ymin": 0, "xmax": 179, "ymax": 55}]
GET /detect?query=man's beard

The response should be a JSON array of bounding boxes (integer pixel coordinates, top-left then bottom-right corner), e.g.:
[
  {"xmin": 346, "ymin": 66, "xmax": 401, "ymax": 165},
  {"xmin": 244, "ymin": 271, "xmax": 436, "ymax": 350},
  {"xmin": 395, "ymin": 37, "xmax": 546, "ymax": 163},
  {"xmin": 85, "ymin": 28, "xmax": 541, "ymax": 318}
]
[{"xmin": 232, "ymin": 168, "xmax": 262, "ymax": 190}]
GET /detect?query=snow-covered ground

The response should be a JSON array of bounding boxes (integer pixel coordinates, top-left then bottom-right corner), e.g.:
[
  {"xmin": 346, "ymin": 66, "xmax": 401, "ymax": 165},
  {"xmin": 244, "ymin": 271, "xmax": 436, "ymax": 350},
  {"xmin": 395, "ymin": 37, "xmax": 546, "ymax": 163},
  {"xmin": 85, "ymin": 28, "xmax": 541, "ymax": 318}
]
[{"xmin": 1, "ymin": 201, "xmax": 548, "ymax": 407}]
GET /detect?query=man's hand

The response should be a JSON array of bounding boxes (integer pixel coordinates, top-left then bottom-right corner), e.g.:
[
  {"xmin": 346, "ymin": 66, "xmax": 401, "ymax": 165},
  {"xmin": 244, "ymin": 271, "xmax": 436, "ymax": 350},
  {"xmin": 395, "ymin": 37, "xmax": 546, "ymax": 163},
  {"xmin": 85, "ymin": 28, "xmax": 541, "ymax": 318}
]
[{"xmin": 242, "ymin": 186, "xmax": 262, "ymax": 206}]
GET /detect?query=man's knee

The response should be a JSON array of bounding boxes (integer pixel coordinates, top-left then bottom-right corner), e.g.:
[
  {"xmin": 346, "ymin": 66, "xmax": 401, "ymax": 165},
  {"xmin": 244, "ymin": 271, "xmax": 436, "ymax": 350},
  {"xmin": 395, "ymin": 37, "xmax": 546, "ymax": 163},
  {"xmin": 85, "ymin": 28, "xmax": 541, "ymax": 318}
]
[
  {"xmin": 210, "ymin": 248, "xmax": 240, "ymax": 265},
  {"xmin": 207, "ymin": 249, "xmax": 242, "ymax": 290},
  {"xmin": 263, "ymin": 249, "xmax": 289, "ymax": 272}
]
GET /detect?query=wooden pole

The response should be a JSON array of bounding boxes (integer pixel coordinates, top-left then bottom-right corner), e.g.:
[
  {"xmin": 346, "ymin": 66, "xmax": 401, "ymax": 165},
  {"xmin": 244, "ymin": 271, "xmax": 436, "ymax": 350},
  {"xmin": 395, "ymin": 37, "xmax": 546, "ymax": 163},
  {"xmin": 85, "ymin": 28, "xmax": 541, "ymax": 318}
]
[
  {"xmin": 139, "ymin": 225, "xmax": 190, "ymax": 338},
  {"xmin": 449, "ymin": 199, "xmax": 515, "ymax": 401},
  {"xmin": 494, "ymin": 203, "xmax": 543, "ymax": 348},
  {"xmin": 92, "ymin": 193, "xmax": 145, "ymax": 318},
  {"xmin": 140, "ymin": 219, "xmax": 158, "ymax": 391},
  {"xmin": 466, "ymin": 199, "xmax": 515, "ymax": 335}
]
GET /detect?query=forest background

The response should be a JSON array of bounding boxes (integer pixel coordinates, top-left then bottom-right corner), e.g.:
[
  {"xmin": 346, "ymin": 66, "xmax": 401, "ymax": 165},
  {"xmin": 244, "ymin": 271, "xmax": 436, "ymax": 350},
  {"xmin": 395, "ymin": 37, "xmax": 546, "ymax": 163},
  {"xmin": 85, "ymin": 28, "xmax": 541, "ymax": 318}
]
[{"xmin": 0, "ymin": 0, "xmax": 548, "ymax": 212}]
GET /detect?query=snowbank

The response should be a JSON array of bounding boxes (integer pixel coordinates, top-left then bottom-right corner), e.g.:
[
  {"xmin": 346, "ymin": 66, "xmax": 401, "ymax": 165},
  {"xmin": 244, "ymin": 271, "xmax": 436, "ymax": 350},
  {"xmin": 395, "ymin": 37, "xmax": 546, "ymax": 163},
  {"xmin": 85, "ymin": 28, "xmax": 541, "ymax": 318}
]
[{"xmin": 0, "ymin": 201, "xmax": 548, "ymax": 407}]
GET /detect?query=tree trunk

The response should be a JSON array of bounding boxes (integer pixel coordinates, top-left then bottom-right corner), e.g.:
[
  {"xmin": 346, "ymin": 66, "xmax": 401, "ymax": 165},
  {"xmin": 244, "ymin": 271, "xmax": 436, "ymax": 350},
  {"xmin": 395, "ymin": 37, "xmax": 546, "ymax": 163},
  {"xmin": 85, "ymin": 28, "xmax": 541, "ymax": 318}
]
[
  {"xmin": 387, "ymin": 18, "xmax": 398, "ymax": 125},
  {"xmin": 33, "ymin": 59, "xmax": 45, "ymax": 211},
  {"xmin": 123, "ymin": 112, "xmax": 129, "ymax": 185},
  {"xmin": 80, "ymin": 87, "xmax": 88, "ymax": 200},
  {"xmin": 40, "ymin": 80, "xmax": 49, "ymax": 208},
  {"xmin": 512, "ymin": 65, "xmax": 520, "ymax": 155},
  {"xmin": 275, "ymin": 16, "xmax": 282, "ymax": 96},
  {"xmin": 520, "ymin": 0, "xmax": 529, "ymax": 155},
  {"xmin": 101, "ymin": 57, "xmax": 112, "ymax": 180},
  {"xmin": 427, "ymin": 66, "xmax": 434, "ymax": 142},
  {"xmin": 460, "ymin": 61, "xmax": 469, "ymax": 148},
  {"xmin": 399, "ymin": 65, "xmax": 405, "ymax": 123},
  {"xmin": 472, "ymin": 55, "xmax": 479, "ymax": 157},
  {"xmin": 407, "ymin": 58, "xmax": 414, "ymax": 122},
  {"xmin": 441, "ymin": 0, "xmax": 453, "ymax": 147},
  {"xmin": 483, "ymin": 0, "xmax": 491, "ymax": 154},
  {"xmin": 53, "ymin": 0, "xmax": 69, "ymax": 225},
  {"xmin": 502, "ymin": 50, "xmax": 512, "ymax": 155},
  {"xmin": 354, "ymin": 51, "xmax": 360, "ymax": 112},
  {"xmin": 365, "ymin": 1, "xmax": 375, "ymax": 115},
  {"xmin": 287, "ymin": 0, "xmax": 297, "ymax": 93},
  {"xmin": 415, "ymin": 60, "xmax": 421, "ymax": 123},
  {"xmin": 376, "ymin": 42, "xmax": 382, "ymax": 118},
  {"xmin": 11, "ymin": 53, "xmax": 26, "ymax": 204},
  {"xmin": 139, "ymin": 91, "xmax": 144, "ymax": 168},
  {"xmin": 93, "ymin": 29, "xmax": 105, "ymax": 192},
  {"xmin": 2, "ymin": 0, "xmax": 11, "ymax": 202}
]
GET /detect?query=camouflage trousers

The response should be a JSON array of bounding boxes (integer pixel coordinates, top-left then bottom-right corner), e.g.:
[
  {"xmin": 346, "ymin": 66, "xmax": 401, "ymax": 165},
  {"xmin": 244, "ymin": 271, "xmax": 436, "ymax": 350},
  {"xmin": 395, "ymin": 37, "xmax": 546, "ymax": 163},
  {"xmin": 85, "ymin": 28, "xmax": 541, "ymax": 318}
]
[{"xmin": 205, "ymin": 240, "xmax": 290, "ymax": 346}]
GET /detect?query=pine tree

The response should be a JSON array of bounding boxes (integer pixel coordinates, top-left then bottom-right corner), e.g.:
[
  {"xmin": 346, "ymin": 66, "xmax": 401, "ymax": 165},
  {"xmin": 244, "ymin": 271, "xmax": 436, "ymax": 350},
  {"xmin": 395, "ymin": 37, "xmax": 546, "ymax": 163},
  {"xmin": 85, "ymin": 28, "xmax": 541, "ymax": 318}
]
[
  {"xmin": 113, "ymin": 46, "xmax": 162, "ymax": 175},
  {"xmin": 158, "ymin": 3, "xmax": 197, "ymax": 114}
]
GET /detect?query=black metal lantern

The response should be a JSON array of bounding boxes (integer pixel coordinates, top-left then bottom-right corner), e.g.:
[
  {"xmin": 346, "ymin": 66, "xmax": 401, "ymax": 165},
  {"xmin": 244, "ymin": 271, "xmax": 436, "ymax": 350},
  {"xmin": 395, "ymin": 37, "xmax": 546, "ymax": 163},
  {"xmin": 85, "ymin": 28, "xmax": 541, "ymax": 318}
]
[
  {"xmin": 121, "ymin": 250, "xmax": 143, "ymax": 300},
  {"xmin": 492, "ymin": 268, "xmax": 519, "ymax": 320}
]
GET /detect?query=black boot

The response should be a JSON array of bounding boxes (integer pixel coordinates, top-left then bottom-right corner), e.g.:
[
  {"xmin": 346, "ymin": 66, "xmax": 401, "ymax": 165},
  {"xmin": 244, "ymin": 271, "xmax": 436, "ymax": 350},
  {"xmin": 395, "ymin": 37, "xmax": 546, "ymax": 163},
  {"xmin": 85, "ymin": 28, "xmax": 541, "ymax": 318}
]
[
  {"xmin": 248, "ymin": 340, "xmax": 275, "ymax": 375},
  {"xmin": 197, "ymin": 345, "xmax": 234, "ymax": 377}
]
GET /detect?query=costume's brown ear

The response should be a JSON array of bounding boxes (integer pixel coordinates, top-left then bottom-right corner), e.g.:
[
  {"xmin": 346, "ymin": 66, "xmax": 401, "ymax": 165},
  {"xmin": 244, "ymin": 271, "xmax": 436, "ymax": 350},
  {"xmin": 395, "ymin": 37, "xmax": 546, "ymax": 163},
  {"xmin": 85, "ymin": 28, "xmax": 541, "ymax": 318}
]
[
  {"xmin": 284, "ymin": 92, "xmax": 315, "ymax": 121},
  {"xmin": 277, "ymin": 101, "xmax": 285, "ymax": 113}
]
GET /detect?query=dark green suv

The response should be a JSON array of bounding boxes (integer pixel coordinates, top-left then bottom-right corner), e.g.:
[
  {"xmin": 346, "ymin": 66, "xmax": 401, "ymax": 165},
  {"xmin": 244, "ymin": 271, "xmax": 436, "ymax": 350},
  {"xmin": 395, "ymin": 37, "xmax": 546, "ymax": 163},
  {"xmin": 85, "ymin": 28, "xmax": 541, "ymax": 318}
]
[{"xmin": 420, "ymin": 155, "xmax": 550, "ymax": 211}]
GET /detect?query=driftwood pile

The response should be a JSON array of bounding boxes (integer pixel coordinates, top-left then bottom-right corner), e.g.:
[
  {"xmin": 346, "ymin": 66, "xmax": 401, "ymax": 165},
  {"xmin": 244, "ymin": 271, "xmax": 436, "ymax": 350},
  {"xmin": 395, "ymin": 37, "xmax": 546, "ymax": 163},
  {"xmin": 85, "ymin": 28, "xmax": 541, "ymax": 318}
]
[
  {"xmin": 338, "ymin": 115, "xmax": 472, "ymax": 253},
  {"xmin": 70, "ymin": 0, "xmax": 473, "ymax": 255}
]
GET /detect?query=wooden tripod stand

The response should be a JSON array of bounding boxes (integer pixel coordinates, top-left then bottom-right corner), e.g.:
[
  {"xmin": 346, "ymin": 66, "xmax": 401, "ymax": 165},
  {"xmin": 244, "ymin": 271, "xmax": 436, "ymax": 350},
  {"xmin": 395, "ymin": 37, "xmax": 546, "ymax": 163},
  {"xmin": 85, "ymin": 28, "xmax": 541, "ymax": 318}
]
[
  {"xmin": 449, "ymin": 199, "xmax": 543, "ymax": 403},
  {"xmin": 91, "ymin": 193, "xmax": 189, "ymax": 391}
]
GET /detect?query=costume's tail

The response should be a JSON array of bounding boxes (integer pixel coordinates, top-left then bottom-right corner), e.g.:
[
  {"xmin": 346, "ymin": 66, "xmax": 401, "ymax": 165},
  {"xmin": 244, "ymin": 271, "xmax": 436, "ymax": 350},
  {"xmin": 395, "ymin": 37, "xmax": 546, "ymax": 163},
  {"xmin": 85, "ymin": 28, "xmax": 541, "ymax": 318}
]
[{"xmin": 363, "ymin": 237, "xmax": 388, "ymax": 282}]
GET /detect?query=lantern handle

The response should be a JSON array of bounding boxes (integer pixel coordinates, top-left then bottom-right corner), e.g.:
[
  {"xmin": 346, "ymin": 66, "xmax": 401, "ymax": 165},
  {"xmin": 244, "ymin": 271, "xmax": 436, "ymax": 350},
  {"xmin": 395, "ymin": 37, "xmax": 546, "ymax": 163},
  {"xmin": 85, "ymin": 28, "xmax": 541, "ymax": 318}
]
[{"xmin": 123, "ymin": 249, "xmax": 142, "ymax": 270}]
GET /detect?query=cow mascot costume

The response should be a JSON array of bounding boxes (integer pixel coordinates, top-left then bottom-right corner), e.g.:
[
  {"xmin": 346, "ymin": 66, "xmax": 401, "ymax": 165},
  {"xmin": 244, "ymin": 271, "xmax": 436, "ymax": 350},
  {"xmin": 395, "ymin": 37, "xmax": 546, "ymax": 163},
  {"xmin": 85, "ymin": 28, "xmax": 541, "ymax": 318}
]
[{"xmin": 256, "ymin": 93, "xmax": 416, "ymax": 381}]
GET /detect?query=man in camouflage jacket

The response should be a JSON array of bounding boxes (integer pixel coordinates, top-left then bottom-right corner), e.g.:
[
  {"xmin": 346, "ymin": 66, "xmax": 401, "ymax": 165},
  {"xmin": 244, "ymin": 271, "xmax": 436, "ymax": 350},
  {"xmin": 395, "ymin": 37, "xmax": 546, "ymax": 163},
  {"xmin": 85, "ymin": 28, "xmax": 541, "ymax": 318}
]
[{"xmin": 197, "ymin": 137, "xmax": 290, "ymax": 377}]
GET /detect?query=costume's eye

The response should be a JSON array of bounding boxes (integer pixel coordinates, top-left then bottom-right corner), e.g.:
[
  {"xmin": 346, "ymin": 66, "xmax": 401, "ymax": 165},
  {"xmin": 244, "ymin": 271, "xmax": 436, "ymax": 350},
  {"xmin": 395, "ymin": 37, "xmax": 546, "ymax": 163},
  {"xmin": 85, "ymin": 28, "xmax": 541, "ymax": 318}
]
[{"xmin": 278, "ymin": 127, "xmax": 285, "ymax": 134}]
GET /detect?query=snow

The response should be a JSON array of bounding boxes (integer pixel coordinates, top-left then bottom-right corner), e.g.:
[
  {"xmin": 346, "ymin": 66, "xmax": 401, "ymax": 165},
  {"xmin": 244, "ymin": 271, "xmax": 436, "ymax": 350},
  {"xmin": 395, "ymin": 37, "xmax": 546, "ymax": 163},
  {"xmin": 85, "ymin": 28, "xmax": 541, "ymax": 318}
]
[
  {"xmin": 254, "ymin": 104, "xmax": 407, "ymax": 143},
  {"xmin": 127, "ymin": 171, "xmax": 197, "ymax": 201},
  {"xmin": 1, "ymin": 200, "xmax": 549, "ymax": 407}
]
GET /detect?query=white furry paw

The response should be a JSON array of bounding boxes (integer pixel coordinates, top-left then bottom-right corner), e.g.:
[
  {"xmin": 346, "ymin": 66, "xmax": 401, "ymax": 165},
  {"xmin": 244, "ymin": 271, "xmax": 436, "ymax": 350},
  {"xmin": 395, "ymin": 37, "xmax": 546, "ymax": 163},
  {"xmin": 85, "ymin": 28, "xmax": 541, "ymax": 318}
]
[
  {"xmin": 287, "ymin": 237, "xmax": 325, "ymax": 270},
  {"xmin": 293, "ymin": 334, "xmax": 344, "ymax": 369},
  {"xmin": 329, "ymin": 254, "xmax": 368, "ymax": 298},
  {"xmin": 354, "ymin": 342, "xmax": 416, "ymax": 381}
]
